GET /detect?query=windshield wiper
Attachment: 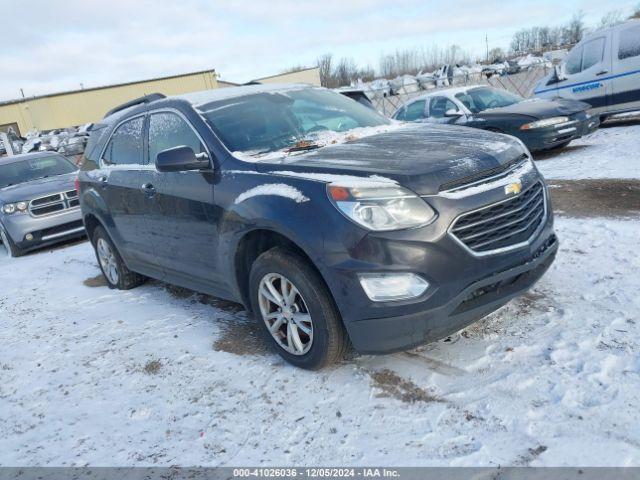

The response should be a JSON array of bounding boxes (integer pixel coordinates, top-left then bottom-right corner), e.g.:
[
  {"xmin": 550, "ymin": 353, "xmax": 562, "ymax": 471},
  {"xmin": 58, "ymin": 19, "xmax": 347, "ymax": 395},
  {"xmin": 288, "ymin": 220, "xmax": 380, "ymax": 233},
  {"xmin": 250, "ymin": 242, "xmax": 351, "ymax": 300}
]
[
  {"xmin": 285, "ymin": 143, "xmax": 321, "ymax": 153},
  {"xmin": 284, "ymin": 139, "xmax": 322, "ymax": 153}
]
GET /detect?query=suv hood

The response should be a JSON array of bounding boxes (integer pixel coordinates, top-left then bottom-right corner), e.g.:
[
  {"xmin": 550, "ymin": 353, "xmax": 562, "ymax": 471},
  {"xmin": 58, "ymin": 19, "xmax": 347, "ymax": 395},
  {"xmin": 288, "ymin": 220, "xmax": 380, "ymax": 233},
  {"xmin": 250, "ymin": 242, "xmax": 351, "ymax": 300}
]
[
  {"xmin": 0, "ymin": 172, "xmax": 77, "ymax": 203},
  {"xmin": 267, "ymin": 123, "xmax": 527, "ymax": 195},
  {"xmin": 479, "ymin": 97, "xmax": 590, "ymax": 119}
]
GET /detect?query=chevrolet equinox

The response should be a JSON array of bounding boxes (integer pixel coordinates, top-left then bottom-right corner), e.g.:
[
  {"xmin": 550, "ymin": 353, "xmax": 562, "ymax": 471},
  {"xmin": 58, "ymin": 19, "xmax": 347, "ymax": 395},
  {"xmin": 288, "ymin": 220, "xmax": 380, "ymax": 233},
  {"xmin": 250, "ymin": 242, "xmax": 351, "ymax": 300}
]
[{"xmin": 78, "ymin": 84, "xmax": 558, "ymax": 369}]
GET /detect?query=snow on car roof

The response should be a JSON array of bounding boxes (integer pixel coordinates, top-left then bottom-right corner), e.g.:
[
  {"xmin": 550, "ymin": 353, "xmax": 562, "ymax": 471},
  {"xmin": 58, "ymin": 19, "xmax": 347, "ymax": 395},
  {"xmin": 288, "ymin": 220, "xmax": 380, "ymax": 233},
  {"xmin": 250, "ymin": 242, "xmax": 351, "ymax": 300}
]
[{"xmin": 176, "ymin": 83, "xmax": 315, "ymax": 109}]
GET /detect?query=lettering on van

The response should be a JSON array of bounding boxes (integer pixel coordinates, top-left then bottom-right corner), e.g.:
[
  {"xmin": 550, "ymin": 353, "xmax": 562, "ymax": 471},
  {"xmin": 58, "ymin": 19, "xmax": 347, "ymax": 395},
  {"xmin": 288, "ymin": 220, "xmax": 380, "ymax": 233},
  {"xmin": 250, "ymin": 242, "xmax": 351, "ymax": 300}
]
[{"xmin": 572, "ymin": 82, "xmax": 603, "ymax": 94}]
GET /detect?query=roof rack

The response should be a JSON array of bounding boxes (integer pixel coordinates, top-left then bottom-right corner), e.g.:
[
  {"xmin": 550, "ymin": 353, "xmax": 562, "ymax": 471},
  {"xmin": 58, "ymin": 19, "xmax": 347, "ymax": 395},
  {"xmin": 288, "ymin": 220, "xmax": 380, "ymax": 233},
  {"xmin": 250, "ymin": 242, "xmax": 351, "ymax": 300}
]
[{"xmin": 103, "ymin": 93, "xmax": 166, "ymax": 119}]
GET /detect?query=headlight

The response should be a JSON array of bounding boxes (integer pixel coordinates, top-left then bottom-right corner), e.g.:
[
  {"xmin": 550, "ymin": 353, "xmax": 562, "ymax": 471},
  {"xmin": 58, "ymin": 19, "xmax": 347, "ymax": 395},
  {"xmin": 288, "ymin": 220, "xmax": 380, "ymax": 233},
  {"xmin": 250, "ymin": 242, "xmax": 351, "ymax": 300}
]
[
  {"xmin": 520, "ymin": 116, "xmax": 569, "ymax": 130},
  {"xmin": 327, "ymin": 184, "xmax": 436, "ymax": 231},
  {"xmin": 2, "ymin": 202, "xmax": 28, "ymax": 214},
  {"xmin": 2, "ymin": 203, "xmax": 15, "ymax": 214}
]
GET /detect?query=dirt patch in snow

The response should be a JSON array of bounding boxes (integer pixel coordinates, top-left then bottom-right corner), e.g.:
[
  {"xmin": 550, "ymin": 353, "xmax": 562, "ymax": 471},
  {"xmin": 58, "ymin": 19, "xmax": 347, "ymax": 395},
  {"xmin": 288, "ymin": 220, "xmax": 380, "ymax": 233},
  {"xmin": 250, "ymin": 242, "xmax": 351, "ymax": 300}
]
[
  {"xmin": 548, "ymin": 179, "xmax": 640, "ymax": 218},
  {"xmin": 213, "ymin": 316, "xmax": 269, "ymax": 356},
  {"xmin": 516, "ymin": 290, "xmax": 551, "ymax": 315},
  {"xmin": 83, "ymin": 274, "xmax": 108, "ymax": 288},
  {"xmin": 143, "ymin": 360, "xmax": 162, "ymax": 375},
  {"xmin": 369, "ymin": 369, "xmax": 444, "ymax": 404}
]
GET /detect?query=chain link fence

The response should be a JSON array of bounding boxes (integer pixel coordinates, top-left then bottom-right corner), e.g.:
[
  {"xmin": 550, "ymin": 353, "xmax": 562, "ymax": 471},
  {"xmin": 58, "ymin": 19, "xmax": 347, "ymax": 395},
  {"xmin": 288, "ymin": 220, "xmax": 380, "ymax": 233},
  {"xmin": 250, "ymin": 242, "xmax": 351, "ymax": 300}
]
[{"xmin": 369, "ymin": 66, "xmax": 551, "ymax": 116}]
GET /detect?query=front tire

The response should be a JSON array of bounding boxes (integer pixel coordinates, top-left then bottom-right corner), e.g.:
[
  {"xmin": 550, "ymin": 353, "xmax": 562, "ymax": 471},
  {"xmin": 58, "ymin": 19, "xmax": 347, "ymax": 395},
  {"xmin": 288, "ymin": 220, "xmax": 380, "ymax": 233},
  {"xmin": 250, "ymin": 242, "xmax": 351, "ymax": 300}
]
[
  {"xmin": 249, "ymin": 247, "xmax": 348, "ymax": 370},
  {"xmin": 92, "ymin": 226, "xmax": 145, "ymax": 290},
  {"xmin": 0, "ymin": 223, "xmax": 23, "ymax": 258}
]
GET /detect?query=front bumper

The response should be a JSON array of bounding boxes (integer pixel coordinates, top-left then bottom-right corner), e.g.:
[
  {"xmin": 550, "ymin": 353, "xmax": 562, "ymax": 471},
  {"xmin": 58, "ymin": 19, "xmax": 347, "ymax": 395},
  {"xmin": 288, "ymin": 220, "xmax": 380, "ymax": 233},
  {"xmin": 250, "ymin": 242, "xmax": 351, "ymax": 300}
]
[
  {"xmin": 2, "ymin": 207, "xmax": 85, "ymax": 252},
  {"xmin": 320, "ymin": 169, "xmax": 557, "ymax": 354},
  {"xmin": 347, "ymin": 233, "xmax": 557, "ymax": 353},
  {"xmin": 518, "ymin": 113, "xmax": 600, "ymax": 151}
]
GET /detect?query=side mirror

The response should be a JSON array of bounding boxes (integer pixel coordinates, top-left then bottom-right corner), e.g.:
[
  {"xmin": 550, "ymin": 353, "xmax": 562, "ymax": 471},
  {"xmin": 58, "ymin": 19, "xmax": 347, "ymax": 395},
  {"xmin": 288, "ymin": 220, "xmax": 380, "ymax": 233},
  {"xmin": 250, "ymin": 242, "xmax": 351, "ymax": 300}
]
[
  {"xmin": 156, "ymin": 146, "xmax": 209, "ymax": 172},
  {"xmin": 444, "ymin": 109, "xmax": 463, "ymax": 118},
  {"xmin": 548, "ymin": 64, "xmax": 566, "ymax": 85}
]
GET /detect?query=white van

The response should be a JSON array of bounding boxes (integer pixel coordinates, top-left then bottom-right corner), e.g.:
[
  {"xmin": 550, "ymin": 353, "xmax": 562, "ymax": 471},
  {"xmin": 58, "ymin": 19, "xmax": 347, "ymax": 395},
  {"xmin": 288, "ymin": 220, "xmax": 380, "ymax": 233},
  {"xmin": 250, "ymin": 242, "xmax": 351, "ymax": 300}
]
[{"xmin": 534, "ymin": 20, "xmax": 640, "ymax": 118}]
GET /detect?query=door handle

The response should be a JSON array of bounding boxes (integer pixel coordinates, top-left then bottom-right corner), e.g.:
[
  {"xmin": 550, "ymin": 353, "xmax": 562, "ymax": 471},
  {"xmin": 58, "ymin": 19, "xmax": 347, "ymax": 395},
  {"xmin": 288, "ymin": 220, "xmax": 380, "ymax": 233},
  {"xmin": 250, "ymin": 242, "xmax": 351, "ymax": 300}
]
[
  {"xmin": 596, "ymin": 69, "xmax": 609, "ymax": 76},
  {"xmin": 141, "ymin": 183, "xmax": 156, "ymax": 197}
]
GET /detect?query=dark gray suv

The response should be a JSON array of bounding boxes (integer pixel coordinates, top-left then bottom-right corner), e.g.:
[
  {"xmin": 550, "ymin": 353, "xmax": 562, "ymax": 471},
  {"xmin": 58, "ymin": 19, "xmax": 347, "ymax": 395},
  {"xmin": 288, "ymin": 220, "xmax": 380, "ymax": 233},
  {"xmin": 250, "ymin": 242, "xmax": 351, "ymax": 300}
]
[{"xmin": 78, "ymin": 84, "xmax": 557, "ymax": 369}]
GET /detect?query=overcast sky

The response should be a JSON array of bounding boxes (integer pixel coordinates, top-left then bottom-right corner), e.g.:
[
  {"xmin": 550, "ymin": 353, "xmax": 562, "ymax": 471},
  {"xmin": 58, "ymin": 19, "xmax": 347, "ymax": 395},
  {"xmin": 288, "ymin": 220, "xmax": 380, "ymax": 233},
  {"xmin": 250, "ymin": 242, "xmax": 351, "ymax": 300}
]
[{"xmin": 1, "ymin": 0, "xmax": 637, "ymax": 101}]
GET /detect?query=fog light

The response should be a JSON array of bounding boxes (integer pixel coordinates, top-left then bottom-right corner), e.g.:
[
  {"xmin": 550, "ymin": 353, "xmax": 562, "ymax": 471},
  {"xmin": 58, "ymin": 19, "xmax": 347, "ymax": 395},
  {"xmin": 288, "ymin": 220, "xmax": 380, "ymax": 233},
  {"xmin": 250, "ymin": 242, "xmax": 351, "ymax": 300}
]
[
  {"xmin": 358, "ymin": 273, "xmax": 429, "ymax": 302},
  {"xmin": 25, "ymin": 233, "xmax": 34, "ymax": 241}
]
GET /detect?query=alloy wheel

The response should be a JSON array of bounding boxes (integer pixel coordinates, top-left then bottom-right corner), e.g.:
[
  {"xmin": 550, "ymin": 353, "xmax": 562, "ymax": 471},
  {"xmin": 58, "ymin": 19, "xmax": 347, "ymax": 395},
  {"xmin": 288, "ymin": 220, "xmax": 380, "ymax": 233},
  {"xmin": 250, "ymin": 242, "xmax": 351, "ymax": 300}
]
[
  {"xmin": 97, "ymin": 238, "xmax": 119, "ymax": 285},
  {"xmin": 257, "ymin": 273, "xmax": 313, "ymax": 355}
]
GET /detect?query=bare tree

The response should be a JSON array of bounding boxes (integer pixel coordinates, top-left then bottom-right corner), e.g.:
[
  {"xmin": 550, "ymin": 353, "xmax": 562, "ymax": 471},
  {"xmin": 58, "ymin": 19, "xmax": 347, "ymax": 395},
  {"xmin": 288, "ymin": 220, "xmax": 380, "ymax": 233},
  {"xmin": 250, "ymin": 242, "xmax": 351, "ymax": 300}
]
[
  {"xmin": 630, "ymin": 3, "xmax": 640, "ymax": 19},
  {"xmin": 599, "ymin": 10, "xmax": 624, "ymax": 28},
  {"xmin": 317, "ymin": 53, "xmax": 334, "ymax": 88},
  {"xmin": 563, "ymin": 11, "xmax": 585, "ymax": 45},
  {"xmin": 488, "ymin": 47, "xmax": 506, "ymax": 63},
  {"xmin": 378, "ymin": 45, "xmax": 471, "ymax": 78}
]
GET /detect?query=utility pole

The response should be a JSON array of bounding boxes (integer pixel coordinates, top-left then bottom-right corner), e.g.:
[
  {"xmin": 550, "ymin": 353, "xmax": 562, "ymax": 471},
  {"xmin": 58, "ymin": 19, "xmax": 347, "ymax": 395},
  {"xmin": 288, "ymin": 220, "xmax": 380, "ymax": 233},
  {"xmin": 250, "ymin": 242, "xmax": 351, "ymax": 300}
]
[
  {"xmin": 486, "ymin": 34, "xmax": 489, "ymax": 64},
  {"xmin": 20, "ymin": 88, "xmax": 25, "ymax": 98}
]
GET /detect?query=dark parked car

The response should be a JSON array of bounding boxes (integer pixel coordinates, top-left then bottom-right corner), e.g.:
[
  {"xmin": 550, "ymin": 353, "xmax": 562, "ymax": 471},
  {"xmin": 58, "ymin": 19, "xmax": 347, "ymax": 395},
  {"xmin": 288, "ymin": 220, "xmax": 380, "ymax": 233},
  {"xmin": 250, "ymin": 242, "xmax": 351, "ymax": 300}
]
[
  {"xmin": 393, "ymin": 85, "xmax": 600, "ymax": 151},
  {"xmin": 78, "ymin": 84, "xmax": 558, "ymax": 369},
  {"xmin": 0, "ymin": 152, "xmax": 84, "ymax": 257}
]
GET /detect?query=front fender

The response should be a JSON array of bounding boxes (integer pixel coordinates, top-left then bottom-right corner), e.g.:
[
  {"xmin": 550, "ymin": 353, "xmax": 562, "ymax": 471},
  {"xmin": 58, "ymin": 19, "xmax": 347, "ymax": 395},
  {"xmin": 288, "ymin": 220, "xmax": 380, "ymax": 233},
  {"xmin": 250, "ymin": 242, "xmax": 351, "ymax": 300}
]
[{"xmin": 216, "ymin": 172, "xmax": 344, "ymax": 301}]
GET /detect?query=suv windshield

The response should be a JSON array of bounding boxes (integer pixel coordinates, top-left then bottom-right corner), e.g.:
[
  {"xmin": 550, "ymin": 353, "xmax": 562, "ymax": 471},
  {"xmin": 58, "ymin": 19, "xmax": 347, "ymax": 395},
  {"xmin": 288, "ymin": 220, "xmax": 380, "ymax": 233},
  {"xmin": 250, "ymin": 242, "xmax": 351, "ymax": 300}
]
[
  {"xmin": 0, "ymin": 155, "xmax": 76, "ymax": 189},
  {"xmin": 199, "ymin": 88, "xmax": 389, "ymax": 156},
  {"xmin": 455, "ymin": 87, "xmax": 523, "ymax": 114}
]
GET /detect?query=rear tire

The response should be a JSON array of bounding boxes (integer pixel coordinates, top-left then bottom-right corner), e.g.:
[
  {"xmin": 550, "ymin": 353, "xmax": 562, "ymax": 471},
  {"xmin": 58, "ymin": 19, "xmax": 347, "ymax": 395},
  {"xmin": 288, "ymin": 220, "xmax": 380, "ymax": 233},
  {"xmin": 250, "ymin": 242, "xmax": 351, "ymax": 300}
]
[
  {"xmin": 0, "ymin": 223, "xmax": 23, "ymax": 258},
  {"xmin": 249, "ymin": 247, "xmax": 348, "ymax": 370},
  {"xmin": 92, "ymin": 226, "xmax": 145, "ymax": 290}
]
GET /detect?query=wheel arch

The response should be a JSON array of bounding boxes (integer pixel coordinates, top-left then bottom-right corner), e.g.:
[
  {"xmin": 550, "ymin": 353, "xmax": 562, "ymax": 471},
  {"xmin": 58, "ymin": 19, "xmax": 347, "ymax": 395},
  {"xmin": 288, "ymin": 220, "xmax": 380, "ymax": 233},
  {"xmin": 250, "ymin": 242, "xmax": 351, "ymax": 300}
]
[
  {"xmin": 233, "ymin": 228, "xmax": 330, "ymax": 313},
  {"xmin": 83, "ymin": 213, "xmax": 102, "ymax": 243}
]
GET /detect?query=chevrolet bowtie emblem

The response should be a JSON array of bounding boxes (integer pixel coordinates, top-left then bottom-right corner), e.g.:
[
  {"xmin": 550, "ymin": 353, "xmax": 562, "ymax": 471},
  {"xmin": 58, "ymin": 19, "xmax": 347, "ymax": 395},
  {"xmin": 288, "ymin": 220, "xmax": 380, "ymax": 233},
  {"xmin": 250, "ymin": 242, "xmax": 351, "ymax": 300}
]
[{"xmin": 505, "ymin": 181, "xmax": 522, "ymax": 195}]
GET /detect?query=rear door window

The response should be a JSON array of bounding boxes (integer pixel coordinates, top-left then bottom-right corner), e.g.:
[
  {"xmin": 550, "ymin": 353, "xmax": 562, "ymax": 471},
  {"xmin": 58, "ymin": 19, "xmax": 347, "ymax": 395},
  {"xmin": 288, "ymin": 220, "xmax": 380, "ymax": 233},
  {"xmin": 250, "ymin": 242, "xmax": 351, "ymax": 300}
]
[
  {"xmin": 148, "ymin": 112, "xmax": 206, "ymax": 164},
  {"xmin": 428, "ymin": 97, "xmax": 458, "ymax": 118},
  {"xmin": 618, "ymin": 24, "xmax": 640, "ymax": 60},
  {"xmin": 102, "ymin": 117, "xmax": 144, "ymax": 166}
]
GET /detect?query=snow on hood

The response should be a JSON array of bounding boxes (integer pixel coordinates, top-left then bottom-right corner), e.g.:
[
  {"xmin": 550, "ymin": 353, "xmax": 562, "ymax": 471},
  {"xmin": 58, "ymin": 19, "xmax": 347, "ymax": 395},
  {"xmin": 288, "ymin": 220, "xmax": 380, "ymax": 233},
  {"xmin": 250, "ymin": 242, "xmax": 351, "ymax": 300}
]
[
  {"xmin": 231, "ymin": 122, "xmax": 405, "ymax": 163},
  {"xmin": 268, "ymin": 170, "xmax": 398, "ymax": 189},
  {"xmin": 234, "ymin": 183, "xmax": 309, "ymax": 204}
]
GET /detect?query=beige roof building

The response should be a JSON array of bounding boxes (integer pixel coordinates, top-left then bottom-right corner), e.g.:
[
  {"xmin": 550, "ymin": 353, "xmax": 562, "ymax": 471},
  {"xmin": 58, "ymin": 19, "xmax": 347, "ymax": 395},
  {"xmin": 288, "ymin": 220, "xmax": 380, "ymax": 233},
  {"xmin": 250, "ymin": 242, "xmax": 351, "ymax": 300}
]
[{"xmin": 0, "ymin": 67, "xmax": 321, "ymax": 135}]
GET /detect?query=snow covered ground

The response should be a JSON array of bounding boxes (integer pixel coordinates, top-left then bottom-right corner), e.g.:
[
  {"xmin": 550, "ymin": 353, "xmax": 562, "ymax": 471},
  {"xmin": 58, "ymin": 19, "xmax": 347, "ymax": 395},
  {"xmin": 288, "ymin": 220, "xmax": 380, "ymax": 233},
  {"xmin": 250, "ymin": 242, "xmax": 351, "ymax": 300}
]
[
  {"xmin": 1, "ymin": 121, "xmax": 639, "ymax": 467},
  {"xmin": 534, "ymin": 122, "xmax": 640, "ymax": 180},
  {"xmin": 0, "ymin": 218, "xmax": 638, "ymax": 467}
]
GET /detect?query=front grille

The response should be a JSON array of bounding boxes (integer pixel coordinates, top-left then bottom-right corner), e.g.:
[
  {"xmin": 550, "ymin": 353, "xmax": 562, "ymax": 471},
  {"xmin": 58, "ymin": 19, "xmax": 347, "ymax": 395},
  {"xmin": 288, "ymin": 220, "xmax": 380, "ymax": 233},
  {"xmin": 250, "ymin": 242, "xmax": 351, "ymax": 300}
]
[
  {"xmin": 31, "ymin": 193, "xmax": 63, "ymax": 207},
  {"xmin": 450, "ymin": 182, "xmax": 546, "ymax": 254},
  {"xmin": 29, "ymin": 189, "xmax": 79, "ymax": 217},
  {"xmin": 440, "ymin": 154, "xmax": 528, "ymax": 192}
]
